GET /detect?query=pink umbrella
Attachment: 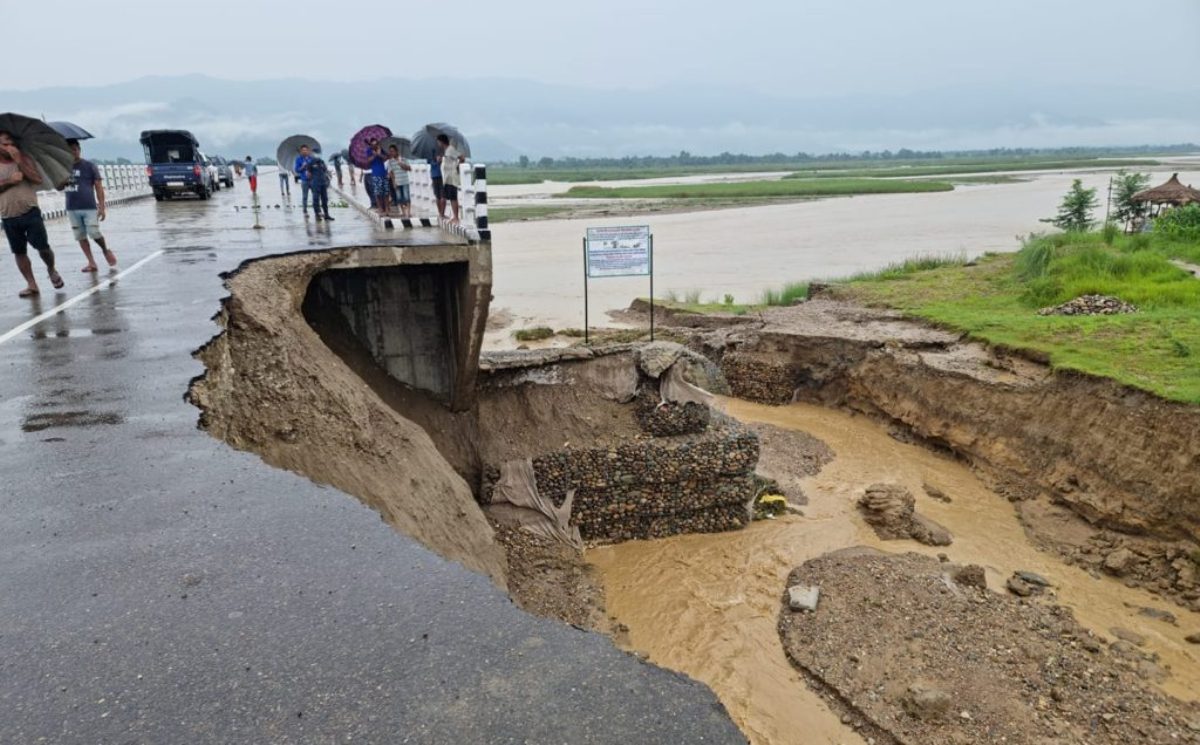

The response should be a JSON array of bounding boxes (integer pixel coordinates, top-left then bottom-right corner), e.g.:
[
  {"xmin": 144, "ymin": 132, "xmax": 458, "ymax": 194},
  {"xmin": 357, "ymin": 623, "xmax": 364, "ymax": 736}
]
[{"xmin": 349, "ymin": 124, "xmax": 393, "ymax": 169}]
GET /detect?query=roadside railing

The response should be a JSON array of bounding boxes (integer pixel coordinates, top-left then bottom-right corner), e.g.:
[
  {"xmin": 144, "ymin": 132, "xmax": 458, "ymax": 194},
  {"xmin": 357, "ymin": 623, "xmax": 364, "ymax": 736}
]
[
  {"xmin": 37, "ymin": 164, "xmax": 153, "ymax": 219},
  {"xmin": 339, "ymin": 161, "xmax": 490, "ymax": 242}
]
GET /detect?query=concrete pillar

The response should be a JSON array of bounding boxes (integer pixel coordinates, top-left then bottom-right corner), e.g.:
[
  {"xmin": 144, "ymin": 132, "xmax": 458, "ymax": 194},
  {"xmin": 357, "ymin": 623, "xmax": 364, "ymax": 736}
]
[{"xmin": 304, "ymin": 244, "xmax": 491, "ymax": 411}]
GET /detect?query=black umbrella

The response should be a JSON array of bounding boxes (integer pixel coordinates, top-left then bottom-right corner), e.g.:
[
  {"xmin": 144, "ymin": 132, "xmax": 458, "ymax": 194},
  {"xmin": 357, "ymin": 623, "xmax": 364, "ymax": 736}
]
[
  {"xmin": 0, "ymin": 112, "xmax": 73, "ymax": 189},
  {"xmin": 410, "ymin": 123, "xmax": 470, "ymax": 161},
  {"xmin": 380, "ymin": 136, "xmax": 413, "ymax": 158},
  {"xmin": 276, "ymin": 135, "xmax": 322, "ymax": 174},
  {"xmin": 47, "ymin": 121, "xmax": 94, "ymax": 140}
]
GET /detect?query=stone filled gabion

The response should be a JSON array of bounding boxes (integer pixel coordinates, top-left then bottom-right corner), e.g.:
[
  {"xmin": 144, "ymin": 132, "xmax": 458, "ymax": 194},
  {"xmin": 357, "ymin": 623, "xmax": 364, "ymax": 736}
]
[
  {"xmin": 487, "ymin": 421, "xmax": 760, "ymax": 543},
  {"xmin": 721, "ymin": 353, "xmax": 796, "ymax": 404},
  {"xmin": 634, "ymin": 391, "xmax": 710, "ymax": 437}
]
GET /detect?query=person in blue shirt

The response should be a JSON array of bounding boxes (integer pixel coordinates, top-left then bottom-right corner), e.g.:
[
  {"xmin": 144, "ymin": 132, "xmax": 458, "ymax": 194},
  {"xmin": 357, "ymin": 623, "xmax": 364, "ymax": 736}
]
[
  {"xmin": 428, "ymin": 151, "xmax": 445, "ymax": 219},
  {"xmin": 294, "ymin": 145, "xmax": 314, "ymax": 217},
  {"xmin": 304, "ymin": 156, "xmax": 334, "ymax": 222},
  {"xmin": 362, "ymin": 139, "xmax": 391, "ymax": 215}
]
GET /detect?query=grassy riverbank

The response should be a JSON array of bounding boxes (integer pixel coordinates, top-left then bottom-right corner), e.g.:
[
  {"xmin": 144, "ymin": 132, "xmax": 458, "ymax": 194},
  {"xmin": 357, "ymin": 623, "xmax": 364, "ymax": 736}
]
[
  {"xmin": 487, "ymin": 155, "xmax": 1165, "ymax": 185},
  {"xmin": 561, "ymin": 178, "xmax": 954, "ymax": 199},
  {"xmin": 837, "ymin": 232, "xmax": 1200, "ymax": 403}
]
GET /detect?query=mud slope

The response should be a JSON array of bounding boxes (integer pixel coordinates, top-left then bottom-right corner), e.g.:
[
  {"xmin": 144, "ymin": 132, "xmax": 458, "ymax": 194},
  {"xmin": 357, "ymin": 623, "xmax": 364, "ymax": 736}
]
[
  {"xmin": 698, "ymin": 299, "xmax": 1200, "ymax": 609},
  {"xmin": 708, "ymin": 299, "xmax": 1200, "ymax": 542},
  {"xmin": 188, "ymin": 250, "xmax": 507, "ymax": 585}
]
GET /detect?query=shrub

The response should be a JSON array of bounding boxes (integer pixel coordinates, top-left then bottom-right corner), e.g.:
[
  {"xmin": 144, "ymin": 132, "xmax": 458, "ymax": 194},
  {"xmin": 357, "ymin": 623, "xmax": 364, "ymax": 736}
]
[
  {"xmin": 514, "ymin": 326, "xmax": 555, "ymax": 341},
  {"xmin": 1101, "ymin": 222, "xmax": 1119, "ymax": 245},
  {"xmin": 760, "ymin": 282, "xmax": 810, "ymax": 306},
  {"xmin": 1155, "ymin": 204, "xmax": 1200, "ymax": 241}
]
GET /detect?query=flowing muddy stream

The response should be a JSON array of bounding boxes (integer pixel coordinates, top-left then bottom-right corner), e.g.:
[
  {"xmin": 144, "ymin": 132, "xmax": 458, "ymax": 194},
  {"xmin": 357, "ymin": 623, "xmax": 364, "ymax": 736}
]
[{"xmin": 589, "ymin": 399, "xmax": 1200, "ymax": 745}]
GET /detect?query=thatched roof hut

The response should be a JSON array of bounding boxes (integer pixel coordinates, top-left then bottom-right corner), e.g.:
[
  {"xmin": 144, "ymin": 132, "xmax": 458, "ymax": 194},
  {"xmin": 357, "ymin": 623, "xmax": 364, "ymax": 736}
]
[{"xmin": 1132, "ymin": 173, "xmax": 1200, "ymax": 206}]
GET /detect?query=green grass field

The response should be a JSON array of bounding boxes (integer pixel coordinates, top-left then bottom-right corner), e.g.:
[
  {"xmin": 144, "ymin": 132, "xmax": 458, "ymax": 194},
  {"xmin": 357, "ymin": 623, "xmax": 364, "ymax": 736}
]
[
  {"xmin": 561, "ymin": 178, "xmax": 954, "ymax": 199},
  {"xmin": 783, "ymin": 158, "xmax": 1160, "ymax": 180},
  {"xmin": 486, "ymin": 155, "xmax": 1163, "ymax": 186},
  {"xmin": 837, "ymin": 232, "xmax": 1200, "ymax": 403}
]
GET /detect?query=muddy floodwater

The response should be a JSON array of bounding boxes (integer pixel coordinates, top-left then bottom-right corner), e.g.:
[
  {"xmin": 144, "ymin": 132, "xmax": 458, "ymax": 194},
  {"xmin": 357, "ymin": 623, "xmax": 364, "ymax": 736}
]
[
  {"xmin": 589, "ymin": 399, "xmax": 1200, "ymax": 745},
  {"xmin": 486, "ymin": 164, "xmax": 1200, "ymax": 344}
]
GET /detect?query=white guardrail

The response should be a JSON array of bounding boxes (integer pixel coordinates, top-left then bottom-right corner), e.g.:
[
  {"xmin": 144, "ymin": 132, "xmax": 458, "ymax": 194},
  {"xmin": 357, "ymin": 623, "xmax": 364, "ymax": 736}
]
[
  {"xmin": 37, "ymin": 164, "xmax": 153, "ymax": 219},
  {"xmin": 340, "ymin": 161, "xmax": 490, "ymax": 242}
]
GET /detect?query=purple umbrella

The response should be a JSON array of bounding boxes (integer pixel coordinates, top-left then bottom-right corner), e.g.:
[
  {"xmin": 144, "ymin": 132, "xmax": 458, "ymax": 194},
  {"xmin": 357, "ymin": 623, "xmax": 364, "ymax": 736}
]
[{"xmin": 349, "ymin": 124, "xmax": 392, "ymax": 169}]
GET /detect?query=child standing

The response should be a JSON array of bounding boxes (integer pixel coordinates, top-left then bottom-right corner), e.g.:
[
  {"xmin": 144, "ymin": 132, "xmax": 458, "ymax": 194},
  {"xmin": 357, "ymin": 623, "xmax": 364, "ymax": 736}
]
[{"xmin": 387, "ymin": 145, "xmax": 412, "ymax": 219}]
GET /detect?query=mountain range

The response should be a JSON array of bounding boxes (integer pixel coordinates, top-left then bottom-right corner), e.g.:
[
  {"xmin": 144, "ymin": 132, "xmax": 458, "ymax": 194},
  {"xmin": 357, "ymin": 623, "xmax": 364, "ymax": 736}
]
[{"xmin": 4, "ymin": 74, "xmax": 1198, "ymax": 163}]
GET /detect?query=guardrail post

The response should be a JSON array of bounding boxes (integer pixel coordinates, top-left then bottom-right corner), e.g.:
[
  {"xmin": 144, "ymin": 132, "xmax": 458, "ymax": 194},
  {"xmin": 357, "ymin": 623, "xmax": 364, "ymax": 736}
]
[{"xmin": 473, "ymin": 164, "xmax": 489, "ymax": 241}]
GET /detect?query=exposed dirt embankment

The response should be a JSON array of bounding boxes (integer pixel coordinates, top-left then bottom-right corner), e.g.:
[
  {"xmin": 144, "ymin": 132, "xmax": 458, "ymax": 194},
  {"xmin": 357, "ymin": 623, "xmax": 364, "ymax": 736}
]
[
  {"xmin": 779, "ymin": 548, "xmax": 1200, "ymax": 745},
  {"xmin": 692, "ymin": 299, "xmax": 1200, "ymax": 610},
  {"xmin": 187, "ymin": 250, "xmax": 508, "ymax": 585}
]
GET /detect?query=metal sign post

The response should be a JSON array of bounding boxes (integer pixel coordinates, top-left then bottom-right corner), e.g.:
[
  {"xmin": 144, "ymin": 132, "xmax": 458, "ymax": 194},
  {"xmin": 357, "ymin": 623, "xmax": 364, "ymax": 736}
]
[{"xmin": 583, "ymin": 225, "xmax": 654, "ymax": 345}]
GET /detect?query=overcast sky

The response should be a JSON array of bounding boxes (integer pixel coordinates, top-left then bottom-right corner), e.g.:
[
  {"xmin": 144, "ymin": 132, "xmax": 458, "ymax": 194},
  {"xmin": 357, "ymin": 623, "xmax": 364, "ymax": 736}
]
[{"xmin": 10, "ymin": 0, "xmax": 1200, "ymax": 95}]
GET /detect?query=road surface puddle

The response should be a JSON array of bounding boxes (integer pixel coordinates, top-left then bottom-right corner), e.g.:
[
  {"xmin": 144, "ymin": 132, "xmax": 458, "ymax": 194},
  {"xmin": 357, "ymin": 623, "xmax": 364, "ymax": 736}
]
[{"xmin": 589, "ymin": 399, "xmax": 1199, "ymax": 745}]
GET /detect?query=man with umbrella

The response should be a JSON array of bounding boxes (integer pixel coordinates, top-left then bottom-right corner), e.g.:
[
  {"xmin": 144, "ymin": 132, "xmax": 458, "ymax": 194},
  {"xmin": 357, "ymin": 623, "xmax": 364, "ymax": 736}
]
[
  {"xmin": 65, "ymin": 139, "xmax": 117, "ymax": 273},
  {"xmin": 294, "ymin": 144, "xmax": 315, "ymax": 218},
  {"xmin": 0, "ymin": 130, "xmax": 64, "ymax": 298},
  {"xmin": 438, "ymin": 133, "xmax": 466, "ymax": 224}
]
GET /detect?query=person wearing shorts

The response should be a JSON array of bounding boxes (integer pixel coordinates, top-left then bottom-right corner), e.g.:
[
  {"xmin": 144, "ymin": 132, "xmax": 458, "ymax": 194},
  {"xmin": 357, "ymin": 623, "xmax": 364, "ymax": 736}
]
[
  {"xmin": 0, "ymin": 130, "xmax": 63, "ymax": 298},
  {"xmin": 438, "ymin": 134, "xmax": 465, "ymax": 223},
  {"xmin": 363, "ymin": 139, "xmax": 391, "ymax": 215},
  {"xmin": 65, "ymin": 139, "xmax": 117, "ymax": 273}
]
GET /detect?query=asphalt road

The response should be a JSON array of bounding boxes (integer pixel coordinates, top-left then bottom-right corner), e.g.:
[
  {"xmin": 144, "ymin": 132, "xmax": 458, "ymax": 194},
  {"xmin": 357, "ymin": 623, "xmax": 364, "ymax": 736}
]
[{"xmin": 0, "ymin": 181, "xmax": 745, "ymax": 744}]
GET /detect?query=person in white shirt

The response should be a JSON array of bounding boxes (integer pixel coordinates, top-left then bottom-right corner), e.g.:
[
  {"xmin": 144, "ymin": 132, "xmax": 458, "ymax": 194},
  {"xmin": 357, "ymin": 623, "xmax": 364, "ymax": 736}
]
[
  {"xmin": 386, "ymin": 145, "xmax": 412, "ymax": 218},
  {"xmin": 437, "ymin": 134, "xmax": 466, "ymax": 223}
]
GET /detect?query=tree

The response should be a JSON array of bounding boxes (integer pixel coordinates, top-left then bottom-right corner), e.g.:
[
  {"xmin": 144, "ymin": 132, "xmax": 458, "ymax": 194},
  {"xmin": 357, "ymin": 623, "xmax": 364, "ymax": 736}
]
[
  {"xmin": 1110, "ymin": 169, "xmax": 1150, "ymax": 229},
  {"xmin": 518, "ymin": 155, "xmax": 530, "ymax": 169},
  {"xmin": 1042, "ymin": 179, "xmax": 1098, "ymax": 232}
]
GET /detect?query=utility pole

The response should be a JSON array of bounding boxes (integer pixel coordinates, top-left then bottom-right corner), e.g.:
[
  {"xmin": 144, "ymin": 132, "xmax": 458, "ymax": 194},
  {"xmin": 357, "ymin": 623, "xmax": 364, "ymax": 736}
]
[{"xmin": 1105, "ymin": 177, "xmax": 1113, "ymax": 223}]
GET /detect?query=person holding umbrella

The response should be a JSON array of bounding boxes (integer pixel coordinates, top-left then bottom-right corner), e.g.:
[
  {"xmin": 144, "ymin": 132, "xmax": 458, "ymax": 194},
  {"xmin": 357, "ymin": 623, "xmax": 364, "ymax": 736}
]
[
  {"xmin": 362, "ymin": 139, "xmax": 390, "ymax": 216},
  {"xmin": 304, "ymin": 154, "xmax": 334, "ymax": 222},
  {"xmin": 438, "ymin": 133, "xmax": 466, "ymax": 224},
  {"xmin": 0, "ymin": 130, "xmax": 63, "ymax": 298},
  {"xmin": 65, "ymin": 139, "xmax": 117, "ymax": 273},
  {"xmin": 294, "ymin": 144, "xmax": 315, "ymax": 218}
]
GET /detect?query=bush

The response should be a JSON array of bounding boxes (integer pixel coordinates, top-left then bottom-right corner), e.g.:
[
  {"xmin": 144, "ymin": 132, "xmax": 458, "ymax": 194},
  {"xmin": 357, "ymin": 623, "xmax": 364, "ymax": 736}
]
[
  {"xmin": 1101, "ymin": 222, "xmax": 1119, "ymax": 245},
  {"xmin": 760, "ymin": 282, "xmax": 810, "ymax": 306},
  {"xmin": 1155, "ymin": 204, "xmax": 1200, "ymax": 241},
  {"xmin": 1015, "ymin": 235, "xmax": 1057, "ymax": 279},
  {"xmin": 514, "ymin": 326, "xmax": 555, "ymax": 341}
]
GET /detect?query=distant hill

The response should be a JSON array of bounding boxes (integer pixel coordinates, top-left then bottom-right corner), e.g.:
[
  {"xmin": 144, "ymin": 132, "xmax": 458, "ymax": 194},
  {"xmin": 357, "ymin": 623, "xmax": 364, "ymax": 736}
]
[{"xmin": 3, "ymin": 74, "xmax": 1198, "ymax": 163}]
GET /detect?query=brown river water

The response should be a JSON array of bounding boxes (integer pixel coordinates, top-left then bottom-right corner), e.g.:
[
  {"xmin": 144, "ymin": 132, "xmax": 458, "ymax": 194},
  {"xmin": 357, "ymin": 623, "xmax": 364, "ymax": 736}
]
[{"xmin": 588, "ymin": 398, "xmax": 1200, "ymax": 745}]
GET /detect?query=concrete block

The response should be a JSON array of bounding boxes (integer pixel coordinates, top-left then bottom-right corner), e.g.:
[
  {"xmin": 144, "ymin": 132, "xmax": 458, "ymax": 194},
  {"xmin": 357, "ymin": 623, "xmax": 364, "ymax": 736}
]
[{"xmin": 787, "ymin": 584, "xmax": 820, "ymax": 612}]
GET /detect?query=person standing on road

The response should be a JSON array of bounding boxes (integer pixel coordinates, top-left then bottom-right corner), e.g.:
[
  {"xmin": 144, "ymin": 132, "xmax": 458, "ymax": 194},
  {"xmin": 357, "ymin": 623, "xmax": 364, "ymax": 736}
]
[
  {"xmin": 329, "ymin": 151, "xmax": 344, "ymax": 189},
  {"xmin": 305, "ymin": 155, "xmax": 334, "ymax": 222},
  {"xmin": 428, "ymin": 147, "xmax": 445, "ymax": 219},
  {"xmin": 64, "ymin": 139, "xmax": 117, "ymax": 273},
  {"xmin": 387, "ymin": 145, "xmax": 412, "ymax": 219},
  {"xmin": 0, "ymin": 130, "xmax": 64, "ymax": 298},
  {"xmin": 363, "ymin": 139, "xmax": 390, "ymax": 216},
  {"xmin": 294, "ymin": 145, "xmax": 314, "ymax": 217},
  {"xmin": 244, "ymin": 157, "xmax": 258, "ymax": 194},
  {"xmin": 438, "ymin": 134, "xmax": 466, "ymax": 224},
  {"xmin": 278, "ymin": 160, "xmax": 291, "ymax": 198}
]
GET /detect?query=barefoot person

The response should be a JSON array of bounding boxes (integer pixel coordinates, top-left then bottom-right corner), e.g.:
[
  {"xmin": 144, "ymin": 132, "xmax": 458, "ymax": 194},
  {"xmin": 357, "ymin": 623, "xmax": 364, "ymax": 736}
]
[
  {"xmin": 0, "ymin": 130, "xmax": 63, "ymax": 297},
  {"xmin": 65, "ymin": 139, "xmax": 117, "ymax": 273}
]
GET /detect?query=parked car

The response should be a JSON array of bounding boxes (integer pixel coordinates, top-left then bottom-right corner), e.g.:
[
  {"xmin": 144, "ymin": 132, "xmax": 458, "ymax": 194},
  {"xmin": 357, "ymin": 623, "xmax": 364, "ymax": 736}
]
[
  {"xmin": 141, "ymin": 130, "xmax": 211, "ymax": 200},
  {"xmin": 211, "ymin": 156, "xmax": 234, "ymax": 188}
]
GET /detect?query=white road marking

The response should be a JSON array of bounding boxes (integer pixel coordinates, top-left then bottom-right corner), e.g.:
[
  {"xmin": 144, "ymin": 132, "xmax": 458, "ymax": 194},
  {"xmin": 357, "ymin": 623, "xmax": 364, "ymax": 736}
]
[{"xmin": 0, "ymin": 250, "xmax": 165, "ymax": 346}]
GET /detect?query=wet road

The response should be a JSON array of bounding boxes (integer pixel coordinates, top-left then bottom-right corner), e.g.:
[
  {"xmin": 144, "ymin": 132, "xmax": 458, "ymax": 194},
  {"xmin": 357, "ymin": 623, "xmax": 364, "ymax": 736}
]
[{"xmin": 0, "ymin": 181, "xmax": 744, "ymax": 743}]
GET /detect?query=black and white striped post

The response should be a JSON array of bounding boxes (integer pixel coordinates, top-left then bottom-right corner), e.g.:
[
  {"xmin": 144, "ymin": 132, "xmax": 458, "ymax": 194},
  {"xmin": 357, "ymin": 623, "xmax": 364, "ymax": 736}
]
[{"xmin": 473, "ymin": 164, "xmax": 489, "ymax": 241}]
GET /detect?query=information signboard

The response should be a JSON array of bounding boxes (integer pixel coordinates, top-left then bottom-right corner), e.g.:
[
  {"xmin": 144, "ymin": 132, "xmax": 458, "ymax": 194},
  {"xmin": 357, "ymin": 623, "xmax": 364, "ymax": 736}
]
[{"xmin": 585, "ymin": 225, "xmax": 651, "ymax": 277}]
